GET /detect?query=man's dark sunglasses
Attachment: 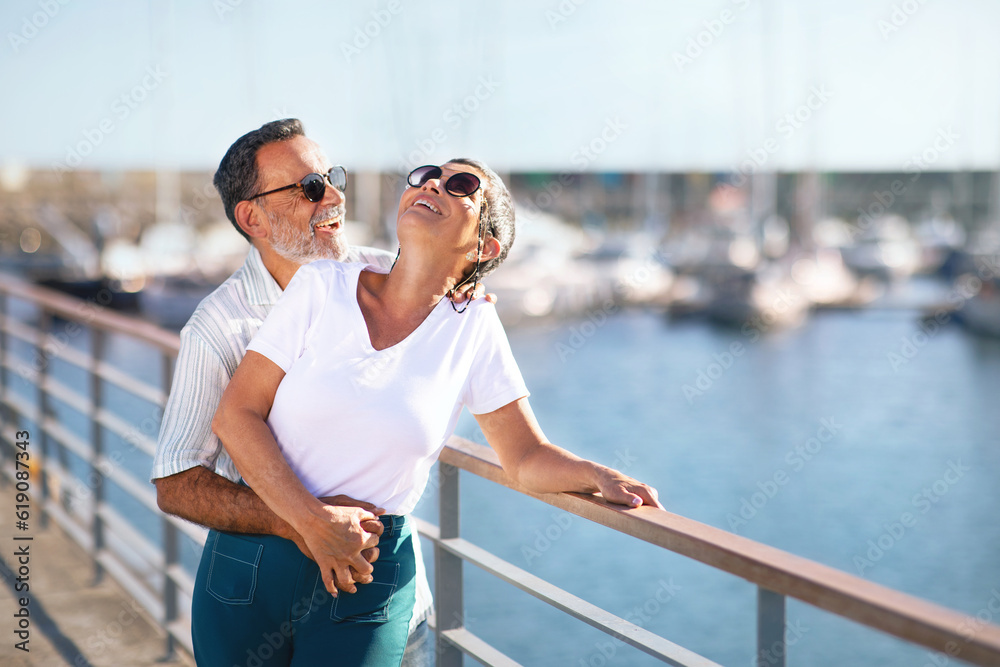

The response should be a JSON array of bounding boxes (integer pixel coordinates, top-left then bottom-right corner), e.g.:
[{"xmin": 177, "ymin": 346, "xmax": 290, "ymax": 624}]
[
  {"xmin": 249, "ymin": 166, "xmax": 347, "ymax": 203},
  {"xmin": 407, "ymin": 165, "xmax": 481, "ymax": 198}
]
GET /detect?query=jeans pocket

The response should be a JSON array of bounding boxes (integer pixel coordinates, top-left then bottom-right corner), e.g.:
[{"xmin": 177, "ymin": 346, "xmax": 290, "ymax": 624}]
[
  {"xmin": 206, "ymin": 532, "xmax": 263, "ymax": 605},
  {"xmin": 331, "ymin": 562, "xmax": 399, "ymax": 622}
]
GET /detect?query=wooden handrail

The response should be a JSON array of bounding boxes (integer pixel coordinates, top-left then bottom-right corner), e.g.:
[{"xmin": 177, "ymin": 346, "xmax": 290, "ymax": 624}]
[{"xmin": 440, "ymin": 437, "xmax": 1000, "ymax": 666}]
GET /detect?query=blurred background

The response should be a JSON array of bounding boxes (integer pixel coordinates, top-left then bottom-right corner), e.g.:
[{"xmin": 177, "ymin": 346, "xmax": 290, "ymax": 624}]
[{"xmin": 2, "ymin": 1, "xmax": 999, "ymax": 665}]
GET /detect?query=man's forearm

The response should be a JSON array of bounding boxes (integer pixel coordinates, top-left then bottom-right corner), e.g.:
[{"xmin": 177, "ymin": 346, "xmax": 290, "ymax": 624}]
[{"xmin": 155, "ymin": 465, "xmax": 294, "ymax": 539}]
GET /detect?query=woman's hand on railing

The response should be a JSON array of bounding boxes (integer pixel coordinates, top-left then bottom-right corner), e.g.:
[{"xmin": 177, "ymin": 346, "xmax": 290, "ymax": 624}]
[
  {"xmin": 476, "ymin": 398, "xmax": 664, "ymax": 509},
  {"xmin": 591, "ymin": 465, "xmax": 664, "ymax": 510}
]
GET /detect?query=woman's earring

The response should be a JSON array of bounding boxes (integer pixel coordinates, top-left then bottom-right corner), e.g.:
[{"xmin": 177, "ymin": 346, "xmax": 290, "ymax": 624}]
[{"xmin": 465, "ymin": 250, "xmax": 478, "ymax": 261}]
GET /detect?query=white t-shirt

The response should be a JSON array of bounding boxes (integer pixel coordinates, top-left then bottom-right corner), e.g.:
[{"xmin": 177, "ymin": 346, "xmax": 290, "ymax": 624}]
[{"xmin": 246, "ymin": 260, "xmax": 529, "ymax": 515}]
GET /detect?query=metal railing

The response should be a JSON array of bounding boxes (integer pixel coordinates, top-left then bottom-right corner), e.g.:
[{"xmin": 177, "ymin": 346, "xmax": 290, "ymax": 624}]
[
  {"xmin": 2, "ymin": 273, "xmax": 1000, "ymax": 666},
  {"xmin": 0, "ymin": 275, "xmax": 202, "ymax": 658}
]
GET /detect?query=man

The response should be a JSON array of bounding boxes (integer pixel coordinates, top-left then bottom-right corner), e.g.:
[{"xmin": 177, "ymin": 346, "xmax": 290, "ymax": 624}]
[{"xmin": 152, "ymin": 118, "xmax": 456, "ymax": 664}]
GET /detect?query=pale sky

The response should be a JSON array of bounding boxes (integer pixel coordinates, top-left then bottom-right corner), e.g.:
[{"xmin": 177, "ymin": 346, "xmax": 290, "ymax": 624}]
[{"xmin": 1, "ymin": 0, "xmax": 998, "ymax": 172}]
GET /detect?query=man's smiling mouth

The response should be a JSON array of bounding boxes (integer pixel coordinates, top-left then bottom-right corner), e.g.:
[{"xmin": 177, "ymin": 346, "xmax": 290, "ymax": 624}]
[{"xmin": 313, "ymin": 217, "xmax": 341, "ymax": 232}]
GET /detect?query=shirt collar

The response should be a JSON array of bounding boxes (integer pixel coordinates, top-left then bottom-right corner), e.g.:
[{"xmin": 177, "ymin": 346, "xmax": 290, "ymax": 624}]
[{"xmin": 240, "ymin": 246, "xmax": 283, "ymax": 306}]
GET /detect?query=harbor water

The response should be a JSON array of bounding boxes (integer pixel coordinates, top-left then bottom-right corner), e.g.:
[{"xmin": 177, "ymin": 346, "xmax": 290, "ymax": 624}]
[
  {"xmin": 419, "ymin": 304, "xmax": 1000, "ymax": 666},
  {"xmin": 28, "ymin": 292, "xmax": 1000, "ymax": 666}
]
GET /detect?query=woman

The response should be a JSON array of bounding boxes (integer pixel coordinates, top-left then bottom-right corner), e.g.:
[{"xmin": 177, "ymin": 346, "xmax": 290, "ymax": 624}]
[{"xmin": 206, "ymin": 159, "xmax": 663, "ymax": 666}]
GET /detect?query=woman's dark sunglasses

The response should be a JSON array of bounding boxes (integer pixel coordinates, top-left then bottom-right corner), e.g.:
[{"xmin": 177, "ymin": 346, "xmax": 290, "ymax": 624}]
[
  {"xmin": 407, "ymin": 165, "xmax": 481, "ymax": 198},
  {"xmin": 249, "ymin": 166, "xmax": 347, "ymax": 203}
]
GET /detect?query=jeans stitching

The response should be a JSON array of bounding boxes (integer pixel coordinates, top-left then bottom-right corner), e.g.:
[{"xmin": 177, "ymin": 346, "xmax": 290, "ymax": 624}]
[
  {"xmin": 206, "ymin": 533, "xmax": 263, "ymax": 605},
  {"xmin": 292, "ymin": 570, "xmax": 320, "ymax": 622},
  {"xmin": 330, "ymin": 562, "xmax": 399, "ymax": 622}
]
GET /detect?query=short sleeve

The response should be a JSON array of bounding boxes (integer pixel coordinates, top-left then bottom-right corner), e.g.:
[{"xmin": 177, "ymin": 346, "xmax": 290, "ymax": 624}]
[
  {"xmin": 151, "ymin": 331, "xmax": 235, "ymax": 481},
  {"xmin": 246, "ymin": 262, "xmax": 331, "ymax": 372},
  {"xmin": 463, "ymin": 305, "xmax": 530, "ymax": 415}
]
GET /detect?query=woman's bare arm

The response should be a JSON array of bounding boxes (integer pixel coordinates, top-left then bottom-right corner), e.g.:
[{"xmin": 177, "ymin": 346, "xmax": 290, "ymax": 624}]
[
  {"xmin": 474, "ymin": 397, "xmax": 663, "ymax": 508},
  {"xmin": 212, "ymin": 351, "xmax": 382, "ymax": 594}
]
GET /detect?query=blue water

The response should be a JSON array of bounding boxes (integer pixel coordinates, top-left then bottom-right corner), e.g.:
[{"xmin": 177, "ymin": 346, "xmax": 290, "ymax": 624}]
[
  {"xmin": 8, "ymin": 295, "xmax": 1000, "ymax": 666},
  {"xmin": 415, "ymin": 307, "xmax": 1000, "ymax": 666}
]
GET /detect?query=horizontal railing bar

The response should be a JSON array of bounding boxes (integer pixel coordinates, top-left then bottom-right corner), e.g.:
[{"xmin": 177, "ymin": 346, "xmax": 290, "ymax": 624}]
[
  {"xmin": 416, "ymin": 519, "xmax": 719, "ymax": 667},
  {"xmin": 30, "ymin": 417, "xmax": 162, "ymax": 518},
  {"xmin": 28, "ymin": 420, "xmax": 162, "ymax": 522},
  {"xmin": 166, "ymin": 618, "xmax": 194, "ymax": 656},
  {"xmin": 100, "ymin": 454, "xmax": 161, "ymax": 515},
  {"xmin": 95, "ymin": 361, "xmax": 166, "ymax": 407},
  {"xmin": 3, "ymin": 313, "xmax": 167, "ymax": 406},
  {"xmin": 42, "ymin": 375, "xmax": 91, "ymax": 416},
  {"xmin": 1, "ymin": 354, "xmax": 42, "ymax": 385},
  {"xmin": 0, "ymin": 314, "xmax": 40, "ymax": 342},
  {"xmin": 38, "ymin": 460, "xmax": 169, "ymax": 614},
  {"xmin": 37, "ymin": 420, "xmax": 158, "ymax": 517},
  {"xmin": 31, "ymin": 476, "xmax": 168, "ymax": 648},
  {"xmin": 440, "ymin": 437, "xmax": 1000, "ymax": 666},
  {"xmin": 41, "ymin": 333, "xmax": 92, "ymax": 370},
  {"xmin": 166, "ymin": 563, "xmax": 196, "ymax": 599},
  {"xmin": 0, "ymin": 274, "xmax": 181, "ymax": 354},
  {"xmin": 96, "ymin": 550, "xmax": 165, "ymax": 624},
  {"xmin": 42, "ymin": 416, "xmax": 92, "ymax": 462},
  {"xmin": 439, "ymin": 628, "xmax": 524, "ymax": 667},
  {"xmin": 164, "ymin": 512, "xmax": 210, "ymax": 547},
  {"xmin": 95, "ymin": 407, "xmax": 158, "ymax": 458},
  {"xmin": 1, "ymin": 387, "xmax": 40, "ymax": 423},
  {"xmin": 42, "ymin": 495, "xmax": 94, "ymax": 553},
  {"xmin": 99, "ymin": 501, "xmax": 165, "ymax": 574},
  {"xmin": 38, "ymin": 456, "xmax": 91, "ymax": 518}
]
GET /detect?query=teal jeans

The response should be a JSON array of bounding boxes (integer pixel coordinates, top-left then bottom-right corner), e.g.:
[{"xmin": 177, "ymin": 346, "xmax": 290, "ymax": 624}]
[{"xmin": 192, "ymin": 515, "xmax": 416, "ymax": 666}]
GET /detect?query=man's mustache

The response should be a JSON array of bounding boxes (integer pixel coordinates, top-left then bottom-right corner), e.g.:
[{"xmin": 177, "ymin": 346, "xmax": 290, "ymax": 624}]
[{"xmin": 311, "ymin": 204, "xmax": 346, "ymax": 228}]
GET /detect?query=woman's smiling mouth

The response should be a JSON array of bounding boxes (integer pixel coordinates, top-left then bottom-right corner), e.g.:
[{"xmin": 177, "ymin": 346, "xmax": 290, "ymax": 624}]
[{"xmin": 412, "ymin": 197, "xmax": 441, "ymax": 214}]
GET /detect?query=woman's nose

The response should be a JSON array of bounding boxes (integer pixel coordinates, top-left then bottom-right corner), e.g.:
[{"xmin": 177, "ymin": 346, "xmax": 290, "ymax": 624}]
[{"xmin": 419, "ymin": 179, "xmax": 442, "ymax": 194}]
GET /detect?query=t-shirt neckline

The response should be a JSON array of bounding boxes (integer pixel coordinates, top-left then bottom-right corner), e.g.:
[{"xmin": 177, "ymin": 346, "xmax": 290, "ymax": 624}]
[{"xmin": 351, "ymin": 264, "xmax": 450, "ymax": 354}]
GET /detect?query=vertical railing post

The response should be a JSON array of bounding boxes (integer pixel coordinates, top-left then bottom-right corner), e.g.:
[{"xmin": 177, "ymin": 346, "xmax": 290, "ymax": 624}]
[
  {"xmin": 0, "ymin": 290, "xmax": 12, "ymax": 469},
  {"xmin": 435, "ymin": 462, "xmax": 463, "ymax": 667},
  {"xmin": 52, "ymin": 318, "xmax": 72, "ymax": 516},
  {"xmin": 757, "ymin": 587, "xmax": 786, "ymax": 667},
  {"xmin": 0, "ymin": 291, "xmax": 7, "ymax": 431},
  {"xmin": 0, "ymin": 294, "xmax": 5, "ymax": 380},
  {"xmin": 89, "ymin": 327, "xmax": 105, "ymax": 583},
  {"xmin": 160, "ymin": 350, "xmax": 177, "ymax": 660},
  {"xmin": 36, "ymin": 309, "xmax": 52, "ymax": 529},
  {"xmin": 162, "ymin": 519, "xmax": 179, "ymax": 660}
]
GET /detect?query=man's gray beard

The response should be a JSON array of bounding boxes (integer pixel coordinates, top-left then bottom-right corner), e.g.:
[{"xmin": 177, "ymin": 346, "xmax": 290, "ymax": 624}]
[{"xmin": 266, "ymin": 204, "xmax": 348, "ymax": 264}]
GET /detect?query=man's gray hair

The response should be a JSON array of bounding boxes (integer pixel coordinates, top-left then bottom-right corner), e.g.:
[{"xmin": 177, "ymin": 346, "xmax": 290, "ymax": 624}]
[
  {"xmin": 447, "ymin": 157, "xmax": 516, "ymax": 277},
  {"xmin": 214, "ymin": 118, "xmax": 305, "ymax": 241}
]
